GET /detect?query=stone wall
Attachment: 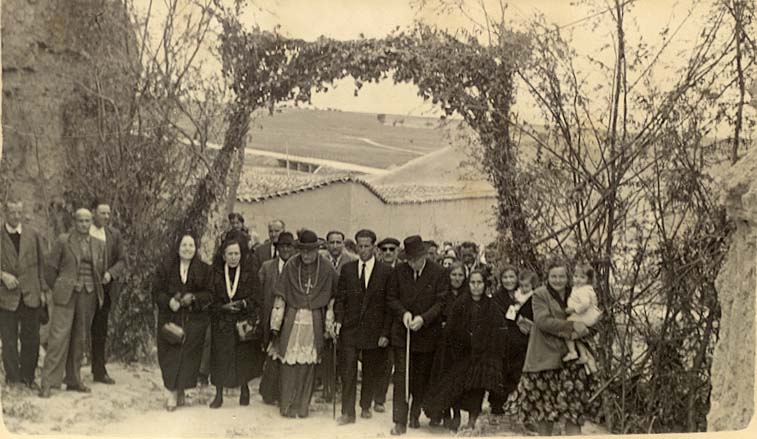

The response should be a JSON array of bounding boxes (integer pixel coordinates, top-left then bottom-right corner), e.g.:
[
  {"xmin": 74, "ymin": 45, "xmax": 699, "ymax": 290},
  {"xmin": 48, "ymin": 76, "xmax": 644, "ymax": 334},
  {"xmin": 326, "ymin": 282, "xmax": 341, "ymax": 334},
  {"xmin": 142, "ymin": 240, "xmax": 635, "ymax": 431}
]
[
  {"xmin": 2, "ymin": 0, "xmax": 134, "ymax": 238},
  {"xmin": 707, "ymin": 148, "xmax": 757, "ymax": 431}
]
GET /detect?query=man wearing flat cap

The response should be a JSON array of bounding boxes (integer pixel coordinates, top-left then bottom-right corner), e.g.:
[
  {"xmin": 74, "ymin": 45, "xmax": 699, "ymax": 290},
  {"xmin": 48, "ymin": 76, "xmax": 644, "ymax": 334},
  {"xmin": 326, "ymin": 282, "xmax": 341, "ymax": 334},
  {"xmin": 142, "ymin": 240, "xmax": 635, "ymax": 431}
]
[
  {"xmin": 269, "ymin": 229, "xmax": 338, "ymax": 418},
  {"xmin": 377, "ymin": 237, "xmax": 400, "ymax": 269},
  {"xmin": 386, "ymin": 235, "xmax": 449, "ymax": 435}
]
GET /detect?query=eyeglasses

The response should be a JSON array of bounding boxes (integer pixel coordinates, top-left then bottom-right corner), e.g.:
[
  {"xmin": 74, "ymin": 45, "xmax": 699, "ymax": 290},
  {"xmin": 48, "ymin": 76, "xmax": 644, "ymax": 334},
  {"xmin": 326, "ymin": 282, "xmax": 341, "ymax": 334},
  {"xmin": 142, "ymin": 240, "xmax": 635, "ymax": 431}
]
[{"xmin": 381, "ymin": 247, "xmax": 397, "ymax": 252}]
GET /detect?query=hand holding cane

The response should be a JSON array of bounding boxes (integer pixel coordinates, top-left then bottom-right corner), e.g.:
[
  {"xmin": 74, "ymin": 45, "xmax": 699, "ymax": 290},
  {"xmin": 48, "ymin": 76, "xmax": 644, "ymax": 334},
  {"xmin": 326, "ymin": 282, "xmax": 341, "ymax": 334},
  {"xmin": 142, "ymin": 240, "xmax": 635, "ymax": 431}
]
[
  {"xmin": 333, "ymin": 332, "xmax": 338, "ymax": 420},
  {"xmin": 405, "ymin": 324, "xmax": 410, "ymax": 428}
]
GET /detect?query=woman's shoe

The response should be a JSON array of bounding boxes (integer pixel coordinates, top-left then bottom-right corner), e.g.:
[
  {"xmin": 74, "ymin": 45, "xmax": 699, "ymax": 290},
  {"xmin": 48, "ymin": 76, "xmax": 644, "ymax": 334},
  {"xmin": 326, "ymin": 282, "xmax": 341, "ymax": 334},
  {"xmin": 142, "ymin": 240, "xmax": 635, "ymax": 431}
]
[{"xmin": 209, "ymin": 387, "xmax": 223, "ymax": 409}]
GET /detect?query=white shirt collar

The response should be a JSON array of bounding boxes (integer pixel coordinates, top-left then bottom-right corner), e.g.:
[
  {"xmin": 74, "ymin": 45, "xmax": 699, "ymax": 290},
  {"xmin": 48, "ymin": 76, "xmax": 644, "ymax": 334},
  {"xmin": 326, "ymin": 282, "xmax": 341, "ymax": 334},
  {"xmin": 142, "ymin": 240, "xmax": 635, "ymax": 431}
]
[
  {"xmin": 90, "ymin": 224, "xmax": 106, "ymax": 241},
  {"xmin": 415, "ymin": 259, "xmax": 427, "ymax": 277},
  {"xmin": 5, "ymin": 223, "xmax": 22, "ymax": 234},
  {"xmin": 359, "ymin": 257, "xmax": 376, "ymax": 287},
  {"xmin": 277, "ymin": 257, "xmax": 285, "ymax": 274}
]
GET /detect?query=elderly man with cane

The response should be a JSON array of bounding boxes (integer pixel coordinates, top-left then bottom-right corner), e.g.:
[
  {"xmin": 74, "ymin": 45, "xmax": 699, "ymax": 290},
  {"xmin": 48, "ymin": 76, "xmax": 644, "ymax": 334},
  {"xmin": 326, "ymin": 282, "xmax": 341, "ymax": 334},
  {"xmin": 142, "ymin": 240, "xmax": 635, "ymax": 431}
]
[{"xmin": 386, "ymin": 235, "xmax": 448, "ymax": 435}]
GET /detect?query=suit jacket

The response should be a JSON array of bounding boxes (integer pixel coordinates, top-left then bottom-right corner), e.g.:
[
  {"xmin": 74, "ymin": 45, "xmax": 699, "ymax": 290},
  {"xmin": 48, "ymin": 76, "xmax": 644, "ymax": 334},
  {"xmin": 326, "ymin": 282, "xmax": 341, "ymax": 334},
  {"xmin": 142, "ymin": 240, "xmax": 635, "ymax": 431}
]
[
  {"xmin": 334, "ymin": 258, "xmax": 392, "ymax": 350},
  {"xmin": 102, "ymin": 226, "xmax": 126, "ymax": 301},
  {"xmin": 46, "ymin": 232, "xmax": 106, "ymax": 307},
  {"xmin": 321, "ymin": 250, "xmax": 358, "ymax": 275},
  {"xmin": 522, "ymin": 286, "xmax": 575, "ymax": 373},
  {"xmin": 386, "ymin": 260, "xmax": 449, "ymax": 353},
  {"xmin": 0, "ymin": 226, "xmax": 48, "ymax": 311},
  {"xmin": 258, "ymin": 257, "xmax": 285, "ymax": 346},
  {"xmin": 253, "ymin": 240, "xmax": 275, "ymax": 269}
]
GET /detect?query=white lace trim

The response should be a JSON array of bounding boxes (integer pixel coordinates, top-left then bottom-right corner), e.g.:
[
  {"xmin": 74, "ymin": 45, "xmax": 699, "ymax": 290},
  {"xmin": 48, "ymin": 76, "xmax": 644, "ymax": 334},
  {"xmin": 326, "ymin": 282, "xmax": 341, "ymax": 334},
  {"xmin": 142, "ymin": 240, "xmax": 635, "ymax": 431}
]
[{"xmin": 282, "ymin": 309, "xmax": 318, "ymax": 365}]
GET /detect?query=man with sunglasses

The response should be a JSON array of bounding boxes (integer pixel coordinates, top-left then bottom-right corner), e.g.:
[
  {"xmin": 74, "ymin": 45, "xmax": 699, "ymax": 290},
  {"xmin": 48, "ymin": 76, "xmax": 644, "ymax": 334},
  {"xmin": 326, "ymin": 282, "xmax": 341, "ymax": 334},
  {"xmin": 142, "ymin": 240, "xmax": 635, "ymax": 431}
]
[{"xmin": 377, "ymin": 238, "xmax": 400, "ymax": 269}]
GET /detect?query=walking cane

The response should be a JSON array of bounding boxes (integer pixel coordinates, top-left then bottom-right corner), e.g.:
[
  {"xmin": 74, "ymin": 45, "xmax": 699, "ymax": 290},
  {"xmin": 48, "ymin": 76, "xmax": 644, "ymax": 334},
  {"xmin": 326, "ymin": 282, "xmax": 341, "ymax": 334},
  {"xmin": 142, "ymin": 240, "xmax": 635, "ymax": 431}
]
[
  {"xmin": 405, "ymin": 325, "xmax": 411, "ymax": 427},
  {"xmin": 332, "ymin": 333, "xmax": 338, "ymax": 419}
]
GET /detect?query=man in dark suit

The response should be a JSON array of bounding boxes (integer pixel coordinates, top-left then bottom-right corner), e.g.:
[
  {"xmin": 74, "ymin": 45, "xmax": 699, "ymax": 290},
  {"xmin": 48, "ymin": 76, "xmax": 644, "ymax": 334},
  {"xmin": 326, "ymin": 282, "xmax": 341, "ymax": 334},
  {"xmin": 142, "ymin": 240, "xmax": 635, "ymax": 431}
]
[
  {"xmin": 1, "ymin": 198, "xmax": 49, "ymax": 389},
  {"xmin": 333, "ymin": 229, "xmax": 392, "ymax": 425},
  {"xmin": 387, "ymin": 235, "xmax": 448, "ymax": 435},
  {"xmin": 257, "ymin": 231, "xmax": 296, "ymax": 404},
  {"xmin": 373, "ymin": 236, "xmax": 401, "ymax": 412},
  {"xmin": 40, "ymin": 209, "xmax": 107, "ymax": 398},
  {"xmin": 89, "ymin": 201, "xmax": 126, "ymax": 384},
  {"xmin": 253, "ymin": 219, "xmax": 285, "ymax": 267}
]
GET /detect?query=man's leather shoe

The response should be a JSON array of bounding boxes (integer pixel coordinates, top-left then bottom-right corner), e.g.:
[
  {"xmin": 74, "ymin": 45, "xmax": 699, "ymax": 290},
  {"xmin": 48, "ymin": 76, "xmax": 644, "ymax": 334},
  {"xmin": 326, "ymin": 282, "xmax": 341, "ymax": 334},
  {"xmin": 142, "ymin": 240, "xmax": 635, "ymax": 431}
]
[
  {"xmin": 373, "ymin": 403, "xmax": 386, "ymax": 413},
  {"xmin": 66, "ymin": 384, "xmax": 91, "ymax": 393},
  {"xmin": 360, "ymin": 408, "xmax": 372, "ymax": 419},
  {"xmin": 337, "ymin": 415, "xmax": 355, "ymax": 425},
  {"xmin": 25, "ymin": 380, "xmax": 40, "ymax": 391},
  {"xmin": 94, "ymin": 375, "xmax": 116, "ymax": 385},
  {"xmin": 38, "ymin": 386, "xmax": 51, "ymax": 398},
  {"xmin": 409, "ymin": 417, "xmax": 420, "ymax": 429},
  {"xmin": 390, "ymin": 423, "xmax": 406, "ymax": 435}
]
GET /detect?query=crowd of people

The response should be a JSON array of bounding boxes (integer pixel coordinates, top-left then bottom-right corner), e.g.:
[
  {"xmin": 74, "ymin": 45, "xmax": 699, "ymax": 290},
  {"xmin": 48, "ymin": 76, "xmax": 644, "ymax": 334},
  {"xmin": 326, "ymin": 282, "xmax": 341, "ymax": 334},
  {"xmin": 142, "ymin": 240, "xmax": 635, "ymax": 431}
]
[{"xmin": 0, "ymin": 200, "xmax": 602, "ymax": 436}]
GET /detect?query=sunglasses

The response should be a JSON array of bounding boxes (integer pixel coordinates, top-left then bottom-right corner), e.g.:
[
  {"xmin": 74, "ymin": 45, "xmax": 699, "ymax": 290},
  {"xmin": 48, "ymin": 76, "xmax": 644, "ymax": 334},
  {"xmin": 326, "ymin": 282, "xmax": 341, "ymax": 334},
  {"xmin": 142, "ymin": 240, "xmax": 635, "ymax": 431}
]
[{"xmin": 380, "ymin": 247, "xmax": 397, "ymax": 252}]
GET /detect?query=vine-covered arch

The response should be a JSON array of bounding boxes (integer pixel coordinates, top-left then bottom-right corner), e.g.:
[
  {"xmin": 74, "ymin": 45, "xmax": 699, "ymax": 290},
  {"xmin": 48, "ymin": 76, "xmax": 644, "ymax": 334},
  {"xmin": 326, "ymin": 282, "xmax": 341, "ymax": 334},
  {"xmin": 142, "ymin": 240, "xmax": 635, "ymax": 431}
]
[{"xmin": 185, "ymin": 17, "xmax": 537, "ymax": 269}]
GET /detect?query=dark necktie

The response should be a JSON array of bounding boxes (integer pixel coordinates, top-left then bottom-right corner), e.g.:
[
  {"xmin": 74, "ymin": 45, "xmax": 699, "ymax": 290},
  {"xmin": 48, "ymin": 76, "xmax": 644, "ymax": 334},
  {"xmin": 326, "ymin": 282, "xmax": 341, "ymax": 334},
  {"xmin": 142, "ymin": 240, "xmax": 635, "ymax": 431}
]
[
  {"xmin": 273, "ymin": 246, "xmax": 278, "ymax": 258},
  {"xmin": 359, "ymin": 262, "xmax": 366, "ymax": 291}
]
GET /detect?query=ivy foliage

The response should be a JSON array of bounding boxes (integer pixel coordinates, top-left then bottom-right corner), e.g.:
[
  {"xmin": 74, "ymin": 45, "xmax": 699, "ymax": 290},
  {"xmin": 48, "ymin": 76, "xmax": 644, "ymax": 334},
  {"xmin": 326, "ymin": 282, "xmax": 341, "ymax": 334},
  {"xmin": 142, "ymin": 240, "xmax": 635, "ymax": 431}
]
[{"xmin": 215, "ymin": 17, "xmax": 537, "ymax": 267}]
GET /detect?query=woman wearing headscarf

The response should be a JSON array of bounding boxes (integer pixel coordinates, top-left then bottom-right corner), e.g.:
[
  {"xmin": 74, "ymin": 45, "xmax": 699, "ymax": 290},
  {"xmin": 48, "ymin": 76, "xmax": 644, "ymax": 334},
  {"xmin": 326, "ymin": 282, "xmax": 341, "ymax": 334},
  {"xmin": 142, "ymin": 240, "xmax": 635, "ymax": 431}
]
[
  {"xmin": 505, "ymin": 258, "xmax": 600, "ymax": 436},
  {"xmin": 425, "ymin": 261, "xmax": 469, "ymax": 428},
  {"xmin": 423, "ymin": 269, "xmax": 504, "ymax": 431},
  {"xmin": 153, "ymin": 232, "xmax": 212, "ymax": 411},
  {"xmin": 208, "ymin": 236, "xmax": 264, "ymax": 408}
]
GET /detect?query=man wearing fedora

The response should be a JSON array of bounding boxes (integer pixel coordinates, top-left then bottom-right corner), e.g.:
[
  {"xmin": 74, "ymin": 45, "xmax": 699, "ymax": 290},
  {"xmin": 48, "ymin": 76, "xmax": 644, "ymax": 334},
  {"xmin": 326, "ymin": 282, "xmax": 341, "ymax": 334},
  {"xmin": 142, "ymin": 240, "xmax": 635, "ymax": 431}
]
[
  {"xmin": 386, "ymin": 235, "xmax": 449, "ymax": 435},
  {"xmin": 258, "ymin": 231, "xmax": 296, "ymax": 405},
  {"xmin": 269, "ymin": 229, "xmax": 338, "ymax": 418}
]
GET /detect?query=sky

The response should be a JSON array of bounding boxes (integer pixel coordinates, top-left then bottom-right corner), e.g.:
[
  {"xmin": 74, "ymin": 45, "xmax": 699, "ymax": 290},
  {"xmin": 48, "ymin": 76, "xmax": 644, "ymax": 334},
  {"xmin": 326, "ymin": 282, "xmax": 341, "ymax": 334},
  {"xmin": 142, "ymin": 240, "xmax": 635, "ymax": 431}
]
[{"xmin": 136, "ymin": 0, "xmax": 747, "ymax": 120}]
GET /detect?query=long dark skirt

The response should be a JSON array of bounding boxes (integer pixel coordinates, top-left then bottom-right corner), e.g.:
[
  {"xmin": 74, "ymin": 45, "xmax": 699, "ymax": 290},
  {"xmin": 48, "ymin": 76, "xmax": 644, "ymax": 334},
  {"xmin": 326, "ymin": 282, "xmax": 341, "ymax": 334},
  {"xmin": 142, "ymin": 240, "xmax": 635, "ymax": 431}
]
[
  {"xmin": 157, "ymin": 312, "xmax": 209, "ymax": 391},
  {"xmin": 505, "ymin": 362, "xmax": 600, "ymax": 426},
  {"xmin": 209, "ymin": 318, "xmax": 264, "ymax": 387},
  {"xmin": 259, "ymin": 353, "xmax": 281, "ymax": 404},
  {"xmin": 279, "ymin": 363, "xmax": 316, "ymax": 417},
  {"xmin": 454, "ymin": 388, "xmax": 486, "ymax": 415}
]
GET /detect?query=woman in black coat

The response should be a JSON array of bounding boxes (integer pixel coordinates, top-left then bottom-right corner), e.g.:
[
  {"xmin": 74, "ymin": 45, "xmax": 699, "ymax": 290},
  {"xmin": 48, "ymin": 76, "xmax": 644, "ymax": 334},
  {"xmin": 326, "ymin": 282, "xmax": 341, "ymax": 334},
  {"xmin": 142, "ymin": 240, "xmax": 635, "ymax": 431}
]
[
  {"xmin": 489, "ymin": 265, "xmax": 534, "ymax": 416},
  {"xmin": 153, "ymin": 233, "xmax": 212, "ymax": 411},
  {"xmin": 426, "ymin": 261, "xmax": 469, "ymax": 429},
  {"xmin": 424, "ymin": 269, "xmax": 504, "ymax": 431},
  {"xmin": 208, "ymin": 236, "xmax": 265, "ymax": 408}
]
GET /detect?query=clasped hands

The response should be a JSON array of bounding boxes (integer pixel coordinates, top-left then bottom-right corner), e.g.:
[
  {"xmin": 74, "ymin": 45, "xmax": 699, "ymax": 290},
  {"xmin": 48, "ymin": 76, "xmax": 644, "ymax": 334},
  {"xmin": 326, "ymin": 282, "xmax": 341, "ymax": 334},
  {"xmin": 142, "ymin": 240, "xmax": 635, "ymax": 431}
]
[
  {"xmin": 168, "ymin": 293, "xmax": 196, "ymax": 312},
  {"xmin": 220, "ymin": 300, "xmax": 246, "ymax": 313},
  {"xmin": 403, "ymin": 312, "xmax": 424, "ymax": 332}
]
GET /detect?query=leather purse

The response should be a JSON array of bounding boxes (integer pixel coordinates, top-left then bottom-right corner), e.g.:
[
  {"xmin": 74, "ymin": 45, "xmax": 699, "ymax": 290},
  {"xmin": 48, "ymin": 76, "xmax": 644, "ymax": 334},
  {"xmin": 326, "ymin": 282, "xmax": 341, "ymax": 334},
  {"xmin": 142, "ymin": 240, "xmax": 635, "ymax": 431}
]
[
  {"xmin": 236, "ymin": 314, "xmax": 262, "ymax": 342},
  {"xmin": 161, "ymin": 322, "xmax": 186, "ymax": 345}
]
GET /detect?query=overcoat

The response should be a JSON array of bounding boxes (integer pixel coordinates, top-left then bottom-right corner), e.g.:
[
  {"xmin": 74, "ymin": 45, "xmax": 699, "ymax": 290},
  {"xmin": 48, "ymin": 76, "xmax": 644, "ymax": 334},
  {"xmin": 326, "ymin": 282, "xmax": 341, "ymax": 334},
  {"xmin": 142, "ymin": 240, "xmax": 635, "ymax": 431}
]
[
  {"xmin": 386, "ymin": 260, "xmax": 449, "ymax": 353},
  {"xmin": 152, "ymin": 259, "xmax": 212, "ymax": 390},
  {"xmin": 209, "ymin": 263, "xmax": 264, "ymax": 387}
]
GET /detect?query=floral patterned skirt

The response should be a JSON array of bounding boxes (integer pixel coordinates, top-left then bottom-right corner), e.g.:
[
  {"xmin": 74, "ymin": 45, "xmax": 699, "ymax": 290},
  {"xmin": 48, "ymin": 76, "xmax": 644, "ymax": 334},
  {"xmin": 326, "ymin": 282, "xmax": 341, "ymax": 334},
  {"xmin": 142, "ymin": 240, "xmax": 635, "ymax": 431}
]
[{"xmin": 504, "ymin": 362, "xmax": 600, "ymax": 426}]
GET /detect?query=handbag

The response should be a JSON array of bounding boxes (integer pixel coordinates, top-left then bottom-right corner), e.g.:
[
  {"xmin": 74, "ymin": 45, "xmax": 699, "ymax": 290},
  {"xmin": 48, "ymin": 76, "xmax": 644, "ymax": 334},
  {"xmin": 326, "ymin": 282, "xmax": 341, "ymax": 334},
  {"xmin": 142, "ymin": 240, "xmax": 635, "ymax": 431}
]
[
  {"xmin": 161, "ymin": 321, "xmax": 186, "ymax": 345},
  {"xmin": 236, "ymin": 313, "xmax": 262, "ymax": 342}
]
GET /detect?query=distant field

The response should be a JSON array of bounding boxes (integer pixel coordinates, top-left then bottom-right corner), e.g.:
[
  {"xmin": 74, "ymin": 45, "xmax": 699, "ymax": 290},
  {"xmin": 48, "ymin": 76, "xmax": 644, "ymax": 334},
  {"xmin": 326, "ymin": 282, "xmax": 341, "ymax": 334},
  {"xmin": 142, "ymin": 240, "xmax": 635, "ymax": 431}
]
[{"xmin": 245, "ymin": 108, "xmax": 455, "ymax": 169}]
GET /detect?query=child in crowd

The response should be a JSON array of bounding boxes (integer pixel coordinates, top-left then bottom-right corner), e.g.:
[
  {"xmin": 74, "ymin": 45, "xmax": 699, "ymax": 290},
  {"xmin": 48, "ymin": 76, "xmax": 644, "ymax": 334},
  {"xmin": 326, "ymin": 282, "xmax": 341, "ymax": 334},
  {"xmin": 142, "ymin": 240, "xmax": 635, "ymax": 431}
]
[
  {"xmin": 514, "ymin": 271, "xmax": 538, "ymax": 334},
  {"xmin": 563, "ymin": 264, "xmax": 601, "ymax": 373}
]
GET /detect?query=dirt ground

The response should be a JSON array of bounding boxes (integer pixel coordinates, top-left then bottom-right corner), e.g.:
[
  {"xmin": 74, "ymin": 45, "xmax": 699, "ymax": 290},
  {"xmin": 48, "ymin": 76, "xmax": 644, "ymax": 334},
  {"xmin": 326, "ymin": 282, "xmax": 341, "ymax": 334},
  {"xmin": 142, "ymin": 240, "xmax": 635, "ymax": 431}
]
[{"xmin": 1, "ymin": 362, "xmax": 607, "ymax": 438}]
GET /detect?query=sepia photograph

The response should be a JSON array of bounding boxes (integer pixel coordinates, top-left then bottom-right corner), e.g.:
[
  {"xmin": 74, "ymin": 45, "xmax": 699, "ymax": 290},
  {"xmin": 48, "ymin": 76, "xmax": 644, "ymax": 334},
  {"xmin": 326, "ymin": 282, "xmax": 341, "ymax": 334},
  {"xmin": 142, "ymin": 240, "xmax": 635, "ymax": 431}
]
[{"xmin": 0, "ymin": 0, "xmax": 755, "ymax": 437}]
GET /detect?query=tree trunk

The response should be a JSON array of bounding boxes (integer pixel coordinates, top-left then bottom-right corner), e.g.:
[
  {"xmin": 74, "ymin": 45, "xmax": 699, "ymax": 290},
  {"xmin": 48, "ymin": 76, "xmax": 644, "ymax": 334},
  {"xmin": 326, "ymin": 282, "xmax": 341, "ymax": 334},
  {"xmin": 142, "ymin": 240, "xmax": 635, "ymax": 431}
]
[{"xmin": 176, "ymin": 102, "xmax": 250, "ymax": 262}]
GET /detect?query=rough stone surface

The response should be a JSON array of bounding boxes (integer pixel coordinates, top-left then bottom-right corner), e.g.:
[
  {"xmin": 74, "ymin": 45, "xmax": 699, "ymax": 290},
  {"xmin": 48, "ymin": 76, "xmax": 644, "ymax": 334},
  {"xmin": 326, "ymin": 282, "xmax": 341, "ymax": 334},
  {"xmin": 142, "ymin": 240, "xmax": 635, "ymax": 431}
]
[
  {"xmin": 1, "ymin": 0, "xmax": 133, "ymax": 237},
  {"xmin": 708, "ymin": 148, "xmax": 757, "ymax": 431}
]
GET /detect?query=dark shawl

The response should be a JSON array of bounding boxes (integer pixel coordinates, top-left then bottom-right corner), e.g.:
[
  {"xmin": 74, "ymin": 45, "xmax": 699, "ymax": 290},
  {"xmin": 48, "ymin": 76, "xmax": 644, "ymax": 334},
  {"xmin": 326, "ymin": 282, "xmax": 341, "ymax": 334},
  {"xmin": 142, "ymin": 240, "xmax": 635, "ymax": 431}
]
[{"xmin": 424, "ymin": 293, "xmax": 504, "ymax": 416}]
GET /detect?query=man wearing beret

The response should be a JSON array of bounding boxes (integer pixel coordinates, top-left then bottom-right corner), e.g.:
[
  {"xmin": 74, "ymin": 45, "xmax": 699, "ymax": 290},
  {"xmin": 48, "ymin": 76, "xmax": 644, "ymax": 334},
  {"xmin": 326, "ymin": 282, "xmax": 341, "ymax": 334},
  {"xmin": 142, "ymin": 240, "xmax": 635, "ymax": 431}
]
[{"xmin": 386, "ymin": 235, "xmax": 449, "ymax": 435}]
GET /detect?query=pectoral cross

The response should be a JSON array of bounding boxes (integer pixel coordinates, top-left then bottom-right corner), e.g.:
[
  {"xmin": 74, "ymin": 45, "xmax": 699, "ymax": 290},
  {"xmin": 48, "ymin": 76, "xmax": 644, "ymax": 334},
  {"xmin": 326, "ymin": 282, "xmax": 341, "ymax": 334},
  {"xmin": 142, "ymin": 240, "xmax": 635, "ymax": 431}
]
[{"xmin": 304, "ymin": 277, "xmax": 314, "ymax": 295}]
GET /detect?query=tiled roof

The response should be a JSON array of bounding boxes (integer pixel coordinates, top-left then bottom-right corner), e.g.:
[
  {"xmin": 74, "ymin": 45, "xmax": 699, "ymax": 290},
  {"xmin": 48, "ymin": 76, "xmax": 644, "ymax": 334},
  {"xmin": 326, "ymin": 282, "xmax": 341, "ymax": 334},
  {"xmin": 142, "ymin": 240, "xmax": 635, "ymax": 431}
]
[{"xmin": 237, "ymin": 167, "xmax": 496, "ymax": 204}]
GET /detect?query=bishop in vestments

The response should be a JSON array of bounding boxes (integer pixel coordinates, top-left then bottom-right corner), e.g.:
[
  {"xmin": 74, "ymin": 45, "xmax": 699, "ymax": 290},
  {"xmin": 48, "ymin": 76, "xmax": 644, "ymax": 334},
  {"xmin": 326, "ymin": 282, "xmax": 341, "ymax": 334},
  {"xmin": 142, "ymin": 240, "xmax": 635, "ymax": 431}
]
[{"xmin": 270, "ymin": 229, "xmax": 338, "ymax": 418}]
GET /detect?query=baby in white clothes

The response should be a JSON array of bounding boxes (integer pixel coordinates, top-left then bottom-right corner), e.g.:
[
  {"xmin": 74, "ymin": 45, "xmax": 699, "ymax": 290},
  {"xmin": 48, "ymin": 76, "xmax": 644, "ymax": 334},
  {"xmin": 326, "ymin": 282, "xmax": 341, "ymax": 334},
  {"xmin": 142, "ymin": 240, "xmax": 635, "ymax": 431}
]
[{"xmin": 564, "ymin": 264, "xmax": 602, "ymax": 373}]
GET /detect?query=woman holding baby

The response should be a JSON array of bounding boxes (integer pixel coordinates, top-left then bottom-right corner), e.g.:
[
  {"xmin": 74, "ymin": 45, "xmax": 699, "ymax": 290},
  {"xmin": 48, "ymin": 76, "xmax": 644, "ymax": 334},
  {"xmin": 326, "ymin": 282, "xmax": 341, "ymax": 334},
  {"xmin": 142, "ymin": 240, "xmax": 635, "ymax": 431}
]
[{"xmin": 505, "ymin": 258, "xmax": 601, "ymax": 436}]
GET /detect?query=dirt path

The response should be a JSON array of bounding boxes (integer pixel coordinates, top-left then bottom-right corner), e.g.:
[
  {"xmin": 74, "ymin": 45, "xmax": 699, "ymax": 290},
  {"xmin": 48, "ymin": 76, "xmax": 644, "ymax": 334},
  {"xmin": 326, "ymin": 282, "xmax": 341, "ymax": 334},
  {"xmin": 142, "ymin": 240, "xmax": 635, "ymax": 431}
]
[{"xmin": 2, "ymin": 362, "xmax": 606, "ymax": 437}]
